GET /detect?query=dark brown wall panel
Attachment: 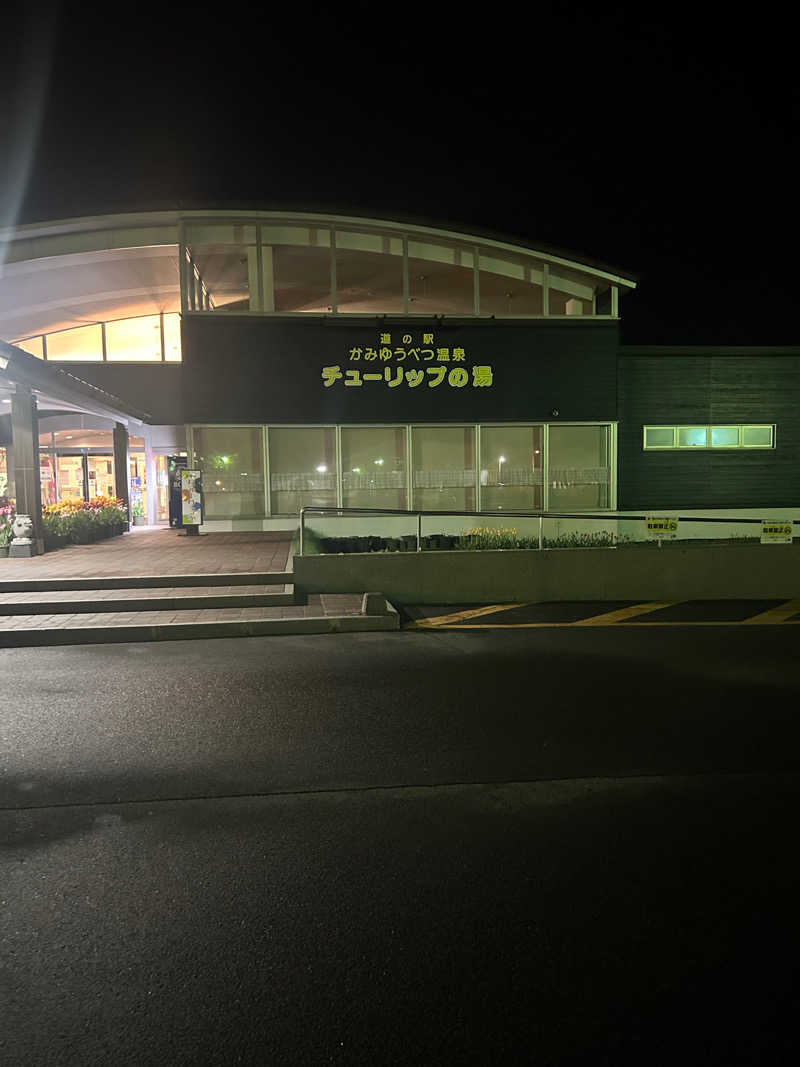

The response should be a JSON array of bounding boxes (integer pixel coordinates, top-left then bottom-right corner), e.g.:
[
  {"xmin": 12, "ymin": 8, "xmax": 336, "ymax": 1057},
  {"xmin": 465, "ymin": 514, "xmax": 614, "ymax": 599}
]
[{"xmin": 619, "ymin": 355, "xmax": 800, "ymax": 508}]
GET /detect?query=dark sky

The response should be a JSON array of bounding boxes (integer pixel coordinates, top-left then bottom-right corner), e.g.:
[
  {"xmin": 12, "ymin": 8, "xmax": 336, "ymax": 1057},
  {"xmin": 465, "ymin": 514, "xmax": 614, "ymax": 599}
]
[{"xmin": 2, "ymin": 2, "xmax": 797, "ymax": 345}]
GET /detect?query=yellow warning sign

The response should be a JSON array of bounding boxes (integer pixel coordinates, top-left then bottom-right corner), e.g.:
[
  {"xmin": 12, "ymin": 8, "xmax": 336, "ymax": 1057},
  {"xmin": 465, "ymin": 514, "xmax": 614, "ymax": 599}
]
[
  {"xmin": 646, "ymin": 516, "xmax": 679, "ymax": 539},
  {"xmin": 760, "ymin": 520, "xmax": 793, "ymax": 544}
]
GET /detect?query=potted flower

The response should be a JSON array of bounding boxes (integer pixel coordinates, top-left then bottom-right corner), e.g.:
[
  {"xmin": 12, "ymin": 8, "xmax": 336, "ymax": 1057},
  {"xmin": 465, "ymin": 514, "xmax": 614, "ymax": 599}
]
[
  {"xmin": 0, "ymin": 496, "xmax": 14, "ymax": 558},
  {"xmin": 131, "ymin": 500, "xmax": 146, "ymax": 526}
]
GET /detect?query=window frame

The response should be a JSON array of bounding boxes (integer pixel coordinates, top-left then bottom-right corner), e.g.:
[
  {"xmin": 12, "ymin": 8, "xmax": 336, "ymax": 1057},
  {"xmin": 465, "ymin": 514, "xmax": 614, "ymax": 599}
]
[{"xmin": 643, "ymin": 424, "xmax": 775, "ymax": 451}]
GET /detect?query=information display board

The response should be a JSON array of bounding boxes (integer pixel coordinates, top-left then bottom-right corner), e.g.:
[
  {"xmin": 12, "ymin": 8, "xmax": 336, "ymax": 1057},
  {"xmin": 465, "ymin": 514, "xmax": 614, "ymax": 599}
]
[{"xmin": 181, "ymin": 470, "xmax": 203, "ymax": 526}]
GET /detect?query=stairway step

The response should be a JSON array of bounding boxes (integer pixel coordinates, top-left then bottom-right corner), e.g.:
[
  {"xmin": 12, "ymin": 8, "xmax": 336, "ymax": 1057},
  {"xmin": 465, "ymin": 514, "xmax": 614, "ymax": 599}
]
[
  {"xmin": 0, "ymin": 571, "xmax": 294, "ymax": 593},
  {"xmin": 0, "ymin": 587, "xmax": 296, "ymax": 614}
]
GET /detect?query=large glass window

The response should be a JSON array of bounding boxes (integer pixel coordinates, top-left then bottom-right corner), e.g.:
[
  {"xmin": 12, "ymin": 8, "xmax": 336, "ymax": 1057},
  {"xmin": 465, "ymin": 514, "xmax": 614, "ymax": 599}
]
[
  {"xmin": 193, "ymin": 426, "xmax": 265, "ymax": 518},
  {"xmin": 548, "ymin": 425, "xmax": 610, "ymax": 510},
  {"xmin": 105, "ymin": 314, "xmax": 162, "ymax": 361},
  {"xmin": 479, "ymin": 253, "xmax": 544, "ymax": 316},
  {"xmin": 268, "ymin": 427, "xmax": 336, "ymax": 515},
  {"xmin": 341, "ymin": 427, "xmax": 407, "ymax": 509},
  {"xmin": 411, "ymin": 426, "xmax": 476, "ymax": 511},
  {"xmin": 548, "ymin": 266, "xmax": 595, "ymax": 316},
  {"xmin": 335, "ymin": 232, "xmax": 403, "ymax": 314},
  {"xmin": 480, "ymin": 425, "xmax": 543, "ymax": 511},
  {"xmin": 45, "ymin": 323, "xmax": 103, "ymax": 361},
  {"xmin": 163, "ymin": 313, "xmax": 182, "ymax": 361},
  {"xmin": 264, "ymin": 227, "xmax": 331, "ymax": 313},
  {"xmin": 186, "ymin": 224, "xmax": 256, "ymax": 312},
  {"xmin": 408, "ymin": 241, "xmax": 475, "ymax": 315},
  {"xmin": 13, "ymin": 336, "xmax": 44, "ymax": 359}
]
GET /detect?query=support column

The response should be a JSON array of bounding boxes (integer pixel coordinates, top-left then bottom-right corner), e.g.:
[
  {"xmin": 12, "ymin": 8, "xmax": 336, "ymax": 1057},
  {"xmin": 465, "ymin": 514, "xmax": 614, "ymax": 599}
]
[
  {"xmin": 143, "ymin": 427, "xmax": 157, "ymax": 525},
  {"xmin": 10, "ymin": 386, "xmax": 44, "ymax": 554},
  {"xmin": 113, "ymin": 422, "xmax": 130, "ymax": 518}
]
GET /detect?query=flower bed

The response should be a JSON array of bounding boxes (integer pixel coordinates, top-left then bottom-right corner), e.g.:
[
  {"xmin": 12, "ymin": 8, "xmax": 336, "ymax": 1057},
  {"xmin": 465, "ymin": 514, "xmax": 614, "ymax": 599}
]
[
  {"xmin": 310, "ymin": 525, "xmax": 629, "ymax": 554},
  {"xmin": 42, "ymin": 496, "xmax": 128, "ymax": 549},
  {"xmin": 0, "ymin": 496, "xmax": 14, "ymax": 556}
]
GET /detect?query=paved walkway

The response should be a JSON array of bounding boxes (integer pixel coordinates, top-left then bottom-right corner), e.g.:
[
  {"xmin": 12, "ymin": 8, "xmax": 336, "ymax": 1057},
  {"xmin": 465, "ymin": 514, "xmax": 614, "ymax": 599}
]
[
  {"xmin": 0, "ymin": 527, "xmax": 401, "ymax": 644},
  {"xmin": 0, "ymin": 526, "xmax": 293, "ymax": 578}
]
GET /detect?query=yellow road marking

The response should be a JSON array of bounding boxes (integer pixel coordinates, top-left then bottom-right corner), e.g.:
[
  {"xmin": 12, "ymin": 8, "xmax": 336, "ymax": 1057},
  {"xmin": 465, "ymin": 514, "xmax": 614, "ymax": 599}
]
[
  {"xmin": 741, "ymin": 600, "xmax": 800, "ymax": 624},
  {"xmin": 404, "ymin": 603, "xmax": 532, "ymax": 629},
  {"xmin": 420, "ymin": 619, "xmax": 800, "ymax": 629},
  {"xmin": 572, "ymin": 601, "xmax": 675, "ymax": 626}
]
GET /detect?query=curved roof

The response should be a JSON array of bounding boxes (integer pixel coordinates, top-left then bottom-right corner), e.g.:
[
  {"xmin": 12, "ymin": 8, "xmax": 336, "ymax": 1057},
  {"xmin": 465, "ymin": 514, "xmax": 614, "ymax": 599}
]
[
  {"xmin": 1, "ymin": 204, "xmax": 638, "ymax": 283},
  {"xmin": 0, "ymin": 208, "xmax": 636, "ymax": 343}
]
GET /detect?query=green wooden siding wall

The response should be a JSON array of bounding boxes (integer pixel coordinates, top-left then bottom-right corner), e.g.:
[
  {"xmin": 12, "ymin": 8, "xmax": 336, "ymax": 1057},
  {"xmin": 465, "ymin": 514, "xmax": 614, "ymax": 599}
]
[{"xmin": 618, "ymin": 355, "xmax": 800, "ymax": 509}]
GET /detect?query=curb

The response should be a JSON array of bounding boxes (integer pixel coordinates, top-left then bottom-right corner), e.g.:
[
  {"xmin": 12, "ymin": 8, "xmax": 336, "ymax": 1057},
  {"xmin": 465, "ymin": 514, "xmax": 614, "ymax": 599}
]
[{"xmin": 0, "ymin": 610, "xmax": 400, "ymax": 648}]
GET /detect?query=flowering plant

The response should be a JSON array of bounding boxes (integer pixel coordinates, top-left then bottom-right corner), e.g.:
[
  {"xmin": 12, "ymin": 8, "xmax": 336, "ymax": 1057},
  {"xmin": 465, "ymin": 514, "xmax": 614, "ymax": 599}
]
[
  {"xmin": 42, "ymin": 494, "xmax": 128, "ymax": 544},
  {"xmin": 0, "ymin": 498, "xmax": 14, "ymax": 547}
]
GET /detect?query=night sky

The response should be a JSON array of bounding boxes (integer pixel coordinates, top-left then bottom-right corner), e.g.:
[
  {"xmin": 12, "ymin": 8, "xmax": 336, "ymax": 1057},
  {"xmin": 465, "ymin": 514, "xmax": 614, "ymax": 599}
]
[{"xmin": 2, "ymin": 3, "xmax": 796, "ymax": 345}]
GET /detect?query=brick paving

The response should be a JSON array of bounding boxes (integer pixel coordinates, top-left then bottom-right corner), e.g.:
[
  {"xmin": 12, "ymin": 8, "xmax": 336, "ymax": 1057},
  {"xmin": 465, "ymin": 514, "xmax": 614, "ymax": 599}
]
[
  {"xmin": 0, "ymin": 528, "xmax": 388, "ymax": 642},
  {"xmin": 0, "ymin": 526, "xmax": 293, "ymax": 579}
]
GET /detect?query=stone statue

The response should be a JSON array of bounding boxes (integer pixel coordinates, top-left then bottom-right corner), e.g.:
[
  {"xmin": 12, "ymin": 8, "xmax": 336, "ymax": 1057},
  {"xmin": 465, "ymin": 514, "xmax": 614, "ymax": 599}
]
[{"xmin": 11, "ymin": 514, "xmax": 33, "ymax": 545}]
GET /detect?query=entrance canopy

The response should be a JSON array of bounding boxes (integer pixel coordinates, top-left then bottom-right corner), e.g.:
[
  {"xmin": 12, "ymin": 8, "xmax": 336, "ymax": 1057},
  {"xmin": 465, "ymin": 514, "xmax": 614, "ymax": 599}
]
[
  {"xmin": 1, "ymin": 339, "xmax": 152, "ymax": 550},
  {"xmin": 1, "ymin": 338, "xmax": 151, "ymax": 426}
]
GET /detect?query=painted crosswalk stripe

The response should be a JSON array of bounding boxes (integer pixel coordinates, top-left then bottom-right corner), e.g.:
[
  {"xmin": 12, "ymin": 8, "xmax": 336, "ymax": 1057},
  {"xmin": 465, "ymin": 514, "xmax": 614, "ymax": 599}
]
[
  {"xmin": 741, "ymin": 600, "xmax": 800, "ymax": 624},
  {"xmin": 572, "ymin": 601, "xmax": 676, "ymax": 626}
]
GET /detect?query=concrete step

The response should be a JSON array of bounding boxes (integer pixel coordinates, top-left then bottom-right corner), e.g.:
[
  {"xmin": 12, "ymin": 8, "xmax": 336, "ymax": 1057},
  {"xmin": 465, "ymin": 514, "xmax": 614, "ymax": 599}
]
[
  {"xmin": 0, "ymin": 570, "xmax": 294, "ymax": 593},
  {"xmin": 0, "ymin": 595, "xmax": 399, "ymax": 646},
  {"xmin": 0, "ymin": 584, "xmax": 297, "ymax": 614}
]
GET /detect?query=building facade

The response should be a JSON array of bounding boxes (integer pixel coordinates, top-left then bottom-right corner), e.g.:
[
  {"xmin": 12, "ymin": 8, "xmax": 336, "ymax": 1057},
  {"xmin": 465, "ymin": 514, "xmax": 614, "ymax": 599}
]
[{"xmin": 1, "ymin": 209, "xmax": 796, "ymax": 539}]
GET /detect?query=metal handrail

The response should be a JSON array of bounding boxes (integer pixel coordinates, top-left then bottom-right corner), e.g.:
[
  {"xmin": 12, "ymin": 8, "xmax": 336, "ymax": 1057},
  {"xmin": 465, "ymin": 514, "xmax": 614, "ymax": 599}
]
[{"xmin": 298, "ymin": 506, "xmax": 796, "ymax": 555}]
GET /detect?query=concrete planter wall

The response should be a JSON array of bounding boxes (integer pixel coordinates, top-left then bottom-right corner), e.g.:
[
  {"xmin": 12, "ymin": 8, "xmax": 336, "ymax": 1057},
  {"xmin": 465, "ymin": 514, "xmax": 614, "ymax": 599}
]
[{"xmin": 293, "ymin": 543, "xmax": 800, "ymax": 604}]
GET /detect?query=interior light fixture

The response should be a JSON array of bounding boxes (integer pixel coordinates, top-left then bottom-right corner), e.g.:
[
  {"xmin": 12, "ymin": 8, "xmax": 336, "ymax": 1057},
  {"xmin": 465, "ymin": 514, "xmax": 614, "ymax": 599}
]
[
  {"xmin": 316, "ymin": 464, "xmax": 328, "ymax": 473},
  {"xmin": 374, "ymin": 458, "xmax": 384, "ymax": 465}
]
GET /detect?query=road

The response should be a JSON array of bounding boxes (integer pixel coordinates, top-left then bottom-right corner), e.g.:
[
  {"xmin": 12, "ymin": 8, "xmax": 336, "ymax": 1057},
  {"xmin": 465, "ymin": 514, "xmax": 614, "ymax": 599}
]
[{"xmin": 3, "ymin": 624, "xmax": 800, "ymax": 1065}]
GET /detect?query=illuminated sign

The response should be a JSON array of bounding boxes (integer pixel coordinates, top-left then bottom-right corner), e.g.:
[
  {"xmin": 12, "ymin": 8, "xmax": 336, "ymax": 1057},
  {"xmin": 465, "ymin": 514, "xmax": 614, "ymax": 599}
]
[
  {"xmin": 181, "ymin": 470, "xmax": 203, "ymax": 526},
  {"xmin": 322, "ymin": 331, "xmax": 493, "ymax": 391}
]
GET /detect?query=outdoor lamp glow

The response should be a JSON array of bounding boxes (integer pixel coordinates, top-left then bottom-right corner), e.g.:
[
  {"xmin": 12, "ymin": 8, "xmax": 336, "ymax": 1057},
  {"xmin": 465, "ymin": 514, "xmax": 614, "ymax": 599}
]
[{"xmin": 374, "ymin": 458, "xmax": 384, "ymax": 465}]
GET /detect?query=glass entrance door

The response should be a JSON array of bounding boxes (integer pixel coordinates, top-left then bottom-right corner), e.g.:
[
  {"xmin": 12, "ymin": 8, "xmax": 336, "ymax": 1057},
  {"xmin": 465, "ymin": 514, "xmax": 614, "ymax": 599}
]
[
  {"xmin": 56, "ymin": 455, "xmax": 86, "ymax": 503},
  {"xmin": 87, "ymin": 454, "xmax": 115, "ymax": 498}
]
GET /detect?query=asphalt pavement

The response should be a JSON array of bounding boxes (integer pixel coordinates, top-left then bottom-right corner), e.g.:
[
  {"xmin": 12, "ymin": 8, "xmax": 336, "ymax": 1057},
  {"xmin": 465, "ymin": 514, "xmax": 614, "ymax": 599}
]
[{"xmin": 3, "ymin": 625, "xmax": 800, "ymax": 1065}]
